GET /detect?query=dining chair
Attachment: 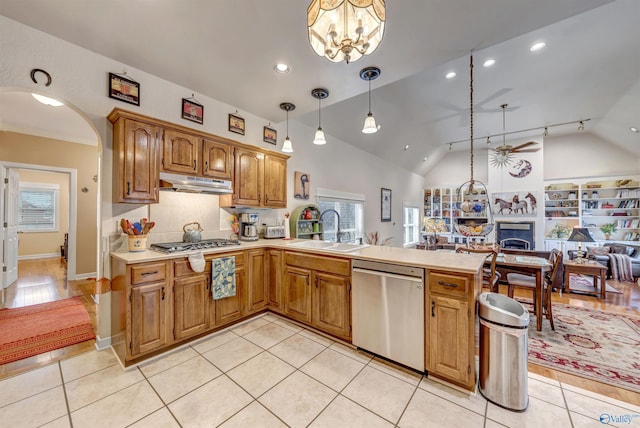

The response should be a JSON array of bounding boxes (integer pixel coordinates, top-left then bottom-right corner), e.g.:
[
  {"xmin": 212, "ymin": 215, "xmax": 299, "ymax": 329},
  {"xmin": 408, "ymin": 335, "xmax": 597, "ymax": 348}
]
[
  {"xmin": 456, "ymin": 247, "xmax": 500, "ymax": 292},
  {"xmin": 506, "ymin": 248, "xmax": 563, "ymax": 330}
]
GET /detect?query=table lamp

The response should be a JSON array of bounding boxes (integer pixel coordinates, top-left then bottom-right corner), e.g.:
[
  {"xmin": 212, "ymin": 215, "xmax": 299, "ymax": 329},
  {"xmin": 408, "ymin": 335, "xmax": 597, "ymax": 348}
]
[
  {"xmin": 567, "ymin": 227, "xmax": 594, "ymax": 264},
  {"xmin": 423, "ymin": 217, "xmax": 447, "ymax": 250}
]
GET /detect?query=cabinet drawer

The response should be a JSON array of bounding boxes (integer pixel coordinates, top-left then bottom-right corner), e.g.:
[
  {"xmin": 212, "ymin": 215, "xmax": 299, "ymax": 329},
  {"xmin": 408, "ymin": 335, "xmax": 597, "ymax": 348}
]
[
  {"xmin": 174, "ymin": 259, "xmax": 211, "ymax": 277},
  {"xmin": 285, "ymin": 252, "xmax": 350, "ymax": 276},
  {"xmin": 205, "ymin": 251, "xmax": 245, "ymax": 267},
  {"xmin": 428, "ymin": 271, "xmax": 469, "ymax": 298},
  {"xmin": 131, "ymin": 262, "xmax": 167, "ymax": 285}
]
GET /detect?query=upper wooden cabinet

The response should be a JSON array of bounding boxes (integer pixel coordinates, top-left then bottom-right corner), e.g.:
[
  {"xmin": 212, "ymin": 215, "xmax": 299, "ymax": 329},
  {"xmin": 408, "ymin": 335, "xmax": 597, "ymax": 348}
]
[
  {"xmin": 109, "ymin": 110, "xmax": 161, "ymax": 204},
  {"xmin": 162, "ymin": 130, "xmax": 233, "ymax": 180},
  {"xmin": 221, "ymin": 147, "xmax": 288, "ymax": 208}
]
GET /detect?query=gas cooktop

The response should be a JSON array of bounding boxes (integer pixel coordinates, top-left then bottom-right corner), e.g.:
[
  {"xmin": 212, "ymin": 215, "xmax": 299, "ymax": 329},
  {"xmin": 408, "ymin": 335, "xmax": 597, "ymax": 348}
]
[{"xmin": 150, "ymin": 239, "xmax": 241, "ymax": 254}]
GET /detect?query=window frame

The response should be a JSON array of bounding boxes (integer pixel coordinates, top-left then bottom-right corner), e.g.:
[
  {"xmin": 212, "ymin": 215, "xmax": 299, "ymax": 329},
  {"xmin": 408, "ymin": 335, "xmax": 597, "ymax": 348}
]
[
  {"xmin": 402, "ymin": 202, "xmax": 421, "ymax": 247},
  {"xmin": 316, "ymin": 188, "xmax": 366, "ymax": 244},
  {"xmin": 18, "ymin": 182, "xmax": 60, "ymax": 233}
]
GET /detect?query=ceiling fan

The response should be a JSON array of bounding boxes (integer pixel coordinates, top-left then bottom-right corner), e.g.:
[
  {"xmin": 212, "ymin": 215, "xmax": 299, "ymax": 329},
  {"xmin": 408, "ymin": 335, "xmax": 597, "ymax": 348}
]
[{"xmin": 490, "ymin": 104, "xmax": 540, "ymax": 167}]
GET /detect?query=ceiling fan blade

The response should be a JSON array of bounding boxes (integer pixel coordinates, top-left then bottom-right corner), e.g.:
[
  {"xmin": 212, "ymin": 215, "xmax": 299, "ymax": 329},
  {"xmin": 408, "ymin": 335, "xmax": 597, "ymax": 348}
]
[
  {"xmin": 510, "ymin": 141, "xmax": 538, "ymax": 151},
  {"xmin": 512, "ymin": 148, "xmax": 540, "ymax": 153}
]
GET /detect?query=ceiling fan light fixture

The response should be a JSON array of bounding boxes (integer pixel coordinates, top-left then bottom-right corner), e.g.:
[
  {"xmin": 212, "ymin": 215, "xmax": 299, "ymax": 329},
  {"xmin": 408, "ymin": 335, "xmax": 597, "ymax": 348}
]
[
  {"xmin": 311, "ymin": 88, "xmax": 329, "ymax": 145},
  {"xmin": 279, "ymin": 102, "xmax": 296, "ymax": 153},
  {"xmin": 307, "ymin": 0, "xmax": 386, "ymax": 64},
  {"xmin": 360, "ymin": 66, "xmax": 381, "ymax": 134}
]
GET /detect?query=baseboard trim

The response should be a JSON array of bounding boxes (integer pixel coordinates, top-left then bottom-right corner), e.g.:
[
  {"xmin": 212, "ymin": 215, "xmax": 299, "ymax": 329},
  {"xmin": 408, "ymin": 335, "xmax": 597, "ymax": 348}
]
[
  {"xmin": 73, "ymin": 272, "xmax": 97, "ymax": 280},
  {"xmin": 95, "ymin": 335, "xmax": 112, "ymax": 351},
  {"xmin": 18, "ymin": 253, "xmax": 60, "ymax": 260}
]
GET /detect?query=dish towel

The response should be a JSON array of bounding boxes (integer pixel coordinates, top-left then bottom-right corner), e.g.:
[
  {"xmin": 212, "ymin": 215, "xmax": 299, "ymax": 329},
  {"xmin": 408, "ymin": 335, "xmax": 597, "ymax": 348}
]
[
  {"xmin": 212, "ymin": 256, "xmax": 236, "ymax": 300},
  {"xmin": 188, "ymin": 251, "xmax": 205, "ymax": 273}
]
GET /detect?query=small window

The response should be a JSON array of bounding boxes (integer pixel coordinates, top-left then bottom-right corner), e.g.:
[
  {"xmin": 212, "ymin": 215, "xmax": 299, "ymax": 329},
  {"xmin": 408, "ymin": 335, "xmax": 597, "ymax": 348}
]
[
  {"xmin": 317, "ymin": 192, "xmax": 365, "ymax": 243},
  {"xmin": 18, "ymin": 182, "xmax": 60, "ymax": 232},
  {"xmin": 403, "ymin": 204, "xmax": 421, "ymax": 247}
]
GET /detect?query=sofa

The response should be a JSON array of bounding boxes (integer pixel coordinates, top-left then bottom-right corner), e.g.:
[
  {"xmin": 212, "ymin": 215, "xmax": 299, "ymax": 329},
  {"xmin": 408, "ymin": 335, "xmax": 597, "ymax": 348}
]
[{"xmin": 568, "ymin": 242, "xmax": 640, "ymax": 279}]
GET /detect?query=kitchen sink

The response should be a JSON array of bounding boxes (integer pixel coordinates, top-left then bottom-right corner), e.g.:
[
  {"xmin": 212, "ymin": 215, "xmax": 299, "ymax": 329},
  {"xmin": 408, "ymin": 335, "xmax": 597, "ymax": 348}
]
[{"xmin": 288, "ymin": 240, "xmax": 369, "ymax": 252}]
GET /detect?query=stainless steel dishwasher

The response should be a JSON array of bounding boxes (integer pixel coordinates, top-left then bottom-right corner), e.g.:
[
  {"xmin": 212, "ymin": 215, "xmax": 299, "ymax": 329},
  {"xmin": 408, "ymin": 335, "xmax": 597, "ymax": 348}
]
[{"xmin": 351, "ymin": 259, "xmax": 425, "ymax": 372}]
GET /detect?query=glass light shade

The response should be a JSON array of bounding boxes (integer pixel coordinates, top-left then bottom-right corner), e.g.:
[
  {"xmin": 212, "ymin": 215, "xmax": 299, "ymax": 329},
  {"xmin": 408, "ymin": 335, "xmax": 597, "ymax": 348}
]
[
  {"xmin": 313, "ymin": 128, "xmax": 327, "ymax": 145},
  {"xmin": 32, "ymin": 93, "xmax": 64, "ymax": 107},
  {"xmin": 307, "ymin": 0, "xmax": 386, "ymax": 64},
  {"xmin": 362, "ymin": 113, "xmax": 378, "ymax": 134},
  {"xmin": 281, "ymin": 137, "xmax": 293, "ymax": 153}
]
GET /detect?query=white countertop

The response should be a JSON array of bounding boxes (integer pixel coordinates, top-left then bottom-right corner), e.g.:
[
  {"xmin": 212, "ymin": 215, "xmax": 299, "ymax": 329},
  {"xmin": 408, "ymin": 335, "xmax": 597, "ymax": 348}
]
[{"xmin": 111, "ymin": 238, "xmax": 485, "ymax": 274}]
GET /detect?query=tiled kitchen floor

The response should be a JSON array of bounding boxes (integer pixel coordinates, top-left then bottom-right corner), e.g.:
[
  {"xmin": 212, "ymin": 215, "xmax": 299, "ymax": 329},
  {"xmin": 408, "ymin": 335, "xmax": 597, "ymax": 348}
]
[{"xmin": 1, "ymin": 313, "xmax": 639, "ymax": 428}]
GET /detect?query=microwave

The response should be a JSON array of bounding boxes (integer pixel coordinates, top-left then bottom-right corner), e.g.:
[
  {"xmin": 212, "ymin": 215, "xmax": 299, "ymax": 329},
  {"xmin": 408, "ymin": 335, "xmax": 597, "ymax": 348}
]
[{"xmin": 264, "ymin": 225, "xmax": 285, "ymax": 239}]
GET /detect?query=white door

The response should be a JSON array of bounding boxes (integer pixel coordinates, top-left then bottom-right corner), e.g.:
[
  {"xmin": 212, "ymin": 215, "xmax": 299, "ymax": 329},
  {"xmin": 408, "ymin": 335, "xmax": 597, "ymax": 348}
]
[{"xmin": 4, "ymin": 168, "xmax": 19, "ymax": 287}]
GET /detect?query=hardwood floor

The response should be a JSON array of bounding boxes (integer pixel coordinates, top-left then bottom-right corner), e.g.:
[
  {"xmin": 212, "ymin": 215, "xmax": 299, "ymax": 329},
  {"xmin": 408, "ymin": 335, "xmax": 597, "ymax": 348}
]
[
  {"xmin": 1, "ymin": 257, "xmax": 640, "ymax": 407},
  {"xmin": 0, "ymin": 257, "xmax": 97, "ymax": 380}
]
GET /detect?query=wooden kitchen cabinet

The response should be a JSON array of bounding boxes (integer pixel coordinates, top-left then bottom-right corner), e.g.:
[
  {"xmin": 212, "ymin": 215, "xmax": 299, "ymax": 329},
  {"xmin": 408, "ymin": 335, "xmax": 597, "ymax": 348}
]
[
  {"xmin": 426, "ymin": 270, "xmax": 479, "ymax": 390},
  {"xmin": 162, "ymin": 130, "xmax": 234, "ymax": 181},
  {"xmin": 202, "ymin": 137, "xmax": 233, "ymax": 180},
  {"xmin": 173, "ymin": 259, "xmax": 210, "ymax": 341},
  {"xmin": 210, "ymin": 251, "xmax": 247, "ymax": 326},
  {"xmin": 220, "ymin": 147, "xmax": 288, "ymax": 208},
  {"xmin": 246, "ymin": 249, "xmax": 268, "ymax": 313},
  {"xmin": 109, "ymin": 110, "xmax": 161, "ymax": 204},
  {"xmin": 283, "ymin": 251, "xmax": 351, "ymax": 341},
  {"xmin": 267, "ymin": 249, "xmax": 283, "ymax": 313}
]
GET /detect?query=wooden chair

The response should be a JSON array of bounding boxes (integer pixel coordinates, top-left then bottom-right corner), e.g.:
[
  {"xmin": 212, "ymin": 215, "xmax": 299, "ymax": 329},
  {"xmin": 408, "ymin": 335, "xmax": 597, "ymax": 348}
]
[
  {"xmin": 506, "ymin": 249, "xmax": 563, "ymax": 330},
  {"xmin": 456, "ymin": 247, "xmax": 500, "ymax": 292}
]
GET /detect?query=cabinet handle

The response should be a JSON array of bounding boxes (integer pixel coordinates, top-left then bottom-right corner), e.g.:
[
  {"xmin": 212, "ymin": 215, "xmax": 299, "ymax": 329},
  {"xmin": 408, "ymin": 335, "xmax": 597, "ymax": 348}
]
[
  {"xmin": 141, "ymin": 271, "xmax": 158, "ymax": 276},
  {"xmin": 193, "ymin": 160, "xmax": 197, "ymax": 171},
  {"xmin": 431, "ymin": 300, "xmax": 435, "ymax": 317},
  {"xmin": 205, "ymin": 161, "xmax": 209, "ymax": 172},
  {"xmin": 315, "ymin": 277, "xmax": 318, "ymax": 288},
  {"xmin": 206, "ymin": 277, "xmax": 210, "ymax": 291},
  {"xmin": 438, "ymin": 280, "xmax": 458, "ymax": 288},
  {"xmin": 161, "ymin": 287, "xmax": 165, "ymax": 300},
  {"xmin": 127, "ymin": 181, "xmax": 131, "ymax": 195},
  {"xmin": 258, "ymin": 194, "xmax": 261, "ymax": 204},
  {"xmin": 265, "ymin": 195, "xmax": 269, "ymax": 204}
]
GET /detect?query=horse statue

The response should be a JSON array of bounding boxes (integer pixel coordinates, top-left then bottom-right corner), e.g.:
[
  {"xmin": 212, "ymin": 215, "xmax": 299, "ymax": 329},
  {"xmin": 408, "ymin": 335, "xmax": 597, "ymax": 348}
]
[
  {"xmin": 511, "ymin": 194, "xmax": 528, "ymax": 214},
  {"xmin": 494, "ymin": 198, "xmax": 513, "ymax": 215},
  {"xmin": 525, "ymin": 192, "xmax": 537, "ymax": 212}
]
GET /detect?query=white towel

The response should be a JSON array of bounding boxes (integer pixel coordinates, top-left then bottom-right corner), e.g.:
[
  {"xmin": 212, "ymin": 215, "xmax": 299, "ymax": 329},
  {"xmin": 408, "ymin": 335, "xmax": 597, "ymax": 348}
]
[{"xmin": 188, "ymin": 251, "xmax": 205, "ymax": 273}]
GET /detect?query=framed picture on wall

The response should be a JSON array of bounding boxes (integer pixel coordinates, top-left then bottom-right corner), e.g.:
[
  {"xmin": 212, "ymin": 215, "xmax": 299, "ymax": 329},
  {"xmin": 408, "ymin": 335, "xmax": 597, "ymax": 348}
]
[
  {"xmin": 381, "ymin": 188, "xmax": 392, "ymax": 222},
  {"xmin": 181, "ymin": 98, "xmax": 204, "ymax": 124},
  {"xmin": 263, "ymin": 126, "xmax": 277, "ymax": 145},
  {"xmin": 229, "ymin": 113, "xmax": 245, "ymax": 135},
  {"xmin": 108, "ymin": 72, "xmax": 140, "ymax": 106}
]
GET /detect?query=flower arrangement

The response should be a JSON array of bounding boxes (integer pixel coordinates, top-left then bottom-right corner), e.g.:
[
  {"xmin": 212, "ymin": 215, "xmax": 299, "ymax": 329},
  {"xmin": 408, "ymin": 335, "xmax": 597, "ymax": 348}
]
[{"xmin": 228, "ymin": 214, "xmax": 239, "ymax": 235}]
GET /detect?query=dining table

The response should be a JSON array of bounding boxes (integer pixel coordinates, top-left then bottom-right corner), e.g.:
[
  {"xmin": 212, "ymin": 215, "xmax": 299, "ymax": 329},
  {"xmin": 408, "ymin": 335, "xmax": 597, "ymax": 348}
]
[{"xmin": 493, "ymin": 253, "xmax": 552, "ymax": 331}]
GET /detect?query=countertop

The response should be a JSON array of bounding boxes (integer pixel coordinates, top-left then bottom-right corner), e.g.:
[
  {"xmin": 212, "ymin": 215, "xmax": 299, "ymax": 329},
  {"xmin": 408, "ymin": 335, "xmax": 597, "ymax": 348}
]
[{"xmin": 111, "ymin": 238, "xmax": 485, "ymax": 275}]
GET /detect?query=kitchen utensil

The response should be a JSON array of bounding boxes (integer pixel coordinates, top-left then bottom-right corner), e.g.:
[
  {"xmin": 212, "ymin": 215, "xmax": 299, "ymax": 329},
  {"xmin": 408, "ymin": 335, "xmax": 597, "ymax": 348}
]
[{"xmin": 183, "ymin": 222, "xmax": 203, "ymax": 242}]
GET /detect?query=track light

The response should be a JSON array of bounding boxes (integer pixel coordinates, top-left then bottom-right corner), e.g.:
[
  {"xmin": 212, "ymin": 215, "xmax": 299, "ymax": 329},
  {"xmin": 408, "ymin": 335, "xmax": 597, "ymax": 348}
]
[
  {"xmin": 543, "ymin": 127, "xmax": 549, "ymax": 137},
  {"xmin": 486, "ymin": 137, "xmax": 491, "ymax": 146},
  {"xmin": 578, "ymin": 121, "xmax": 585, "ymax": 132}
]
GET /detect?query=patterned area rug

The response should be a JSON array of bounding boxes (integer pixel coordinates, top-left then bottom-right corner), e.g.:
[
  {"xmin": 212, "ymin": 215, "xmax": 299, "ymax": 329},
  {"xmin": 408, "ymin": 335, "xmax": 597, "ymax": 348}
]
[
  {"xmin": 0, "ymin": 297, "xmax": 95, "ymax": 364},
  {"xmin": 569, "ymin": 274, "xmax": 621, "ymax": 294},
  {"xmin": 528, "ymin": 304, "xmax": 640, "ymax": 393}
]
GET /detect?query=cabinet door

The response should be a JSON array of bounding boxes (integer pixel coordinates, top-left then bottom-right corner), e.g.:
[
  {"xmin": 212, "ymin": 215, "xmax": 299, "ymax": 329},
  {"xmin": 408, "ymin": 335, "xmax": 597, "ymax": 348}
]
[
  {"xmin": 428, "ymin": 295, "xmax": 470, "ymax": 385},
  {"xmin": 202, "ymin": 138, "xmax": 233, "ymax": 180},
  {"xmin": 130, "ymin": 281, "xmax": 168, "ymax": 356},
  {"xmin": 283, "ymin": 266, "xmax": 312, "ymax": 324},
  {"xmin": 247, "ymin": 249, "xmax": 267, "ymax": 313},
  {"xmin": 233, "ymin": 148, "xmax": 263, "ymax": 206},
  {"xmin": 263, "ymin": 155, "xmax": 287, "ymax": 208},
  {"xmin": 116, "ymin": 119, "xmax": 160, "ymax": 203},
  {"xmin": 162, "ymin": 129, "xmax": 200, "ymax": 174},
  {"xmin": 267, "ymin": 249, "xmax": 283, "ymax": 312},
  {"xmin": 214, "ymin": 265, "xmax": 245, "ymax": 326},
  {"xmin": 313, "ymin": 271, "xmax": 350, "ymax": 340},
  {"xmin": 174, "ymin": 275, "xmax": 209, "ymax": 340}
]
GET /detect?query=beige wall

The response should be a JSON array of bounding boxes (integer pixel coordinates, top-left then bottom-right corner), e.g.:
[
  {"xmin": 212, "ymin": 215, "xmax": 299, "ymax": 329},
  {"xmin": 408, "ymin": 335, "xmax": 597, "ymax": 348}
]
[
  {"xmin": 0, "ymin": 132, "xmax": 98, "ymax": 274},
  {"xmin": 17, "ymin": 169, "xmax": 69, "ymax": 257}
]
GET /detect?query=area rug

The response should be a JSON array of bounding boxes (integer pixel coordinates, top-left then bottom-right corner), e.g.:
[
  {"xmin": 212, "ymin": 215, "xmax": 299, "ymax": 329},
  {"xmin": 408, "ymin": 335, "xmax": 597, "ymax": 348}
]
[
  {"xmin": 528, "ymin": 304, "xmax": 640, "ymax": 393},
  {"xmin": 0, "ymin": 297, "xmax": 95, "ymax": 365},
  {"xmin": 568, "ymin": 274, "xmax": 621, "ymax": 294}
]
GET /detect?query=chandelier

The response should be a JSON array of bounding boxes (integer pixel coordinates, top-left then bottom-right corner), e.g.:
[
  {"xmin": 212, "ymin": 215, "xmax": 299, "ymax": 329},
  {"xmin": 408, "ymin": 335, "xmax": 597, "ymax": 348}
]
[{"xmin": 307, "ymin": 0, "xmax": 386, "ymax": 64}]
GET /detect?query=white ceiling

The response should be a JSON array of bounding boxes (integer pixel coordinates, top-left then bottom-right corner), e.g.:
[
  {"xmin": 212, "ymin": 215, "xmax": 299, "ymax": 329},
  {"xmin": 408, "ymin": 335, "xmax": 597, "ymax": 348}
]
[{"xmin": 1, "ymin": 0, "xmax": 638, "ymax": 175}]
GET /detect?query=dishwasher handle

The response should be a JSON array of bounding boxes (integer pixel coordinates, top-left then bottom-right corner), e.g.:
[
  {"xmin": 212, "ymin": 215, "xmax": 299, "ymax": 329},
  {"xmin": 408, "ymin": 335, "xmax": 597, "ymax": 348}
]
[{"xmin": 352, "ymin": 267, "xmax": 423, "ymax": 284}]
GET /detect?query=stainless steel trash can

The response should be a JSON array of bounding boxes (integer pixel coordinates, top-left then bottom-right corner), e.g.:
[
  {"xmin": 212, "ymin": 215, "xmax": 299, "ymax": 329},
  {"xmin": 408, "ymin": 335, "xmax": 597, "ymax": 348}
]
[{"xmin": 478, "ymin": 292, "xmax": 530, "ymax": 412}]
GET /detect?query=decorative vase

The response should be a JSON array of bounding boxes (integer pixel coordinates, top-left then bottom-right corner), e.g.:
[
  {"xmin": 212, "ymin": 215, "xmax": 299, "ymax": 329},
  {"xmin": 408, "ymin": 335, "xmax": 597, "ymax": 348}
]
[{"xmin": 605, "ymin": 233, "xmax": 610, "ymax": 240}]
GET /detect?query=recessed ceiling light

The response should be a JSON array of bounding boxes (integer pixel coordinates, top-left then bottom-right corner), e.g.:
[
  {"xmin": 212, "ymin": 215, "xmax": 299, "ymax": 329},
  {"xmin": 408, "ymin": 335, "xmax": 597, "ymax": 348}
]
[
  {"xmin": 403, "ymin": 144, "xmax": 410, "ymax": 150},
  {"xmin": 630, "ymin": 127, "xmax": 639, "ymax": 133},
  {"xmin": 483, "ymin": 59, "xmax": 496, "ymax": 68},
  {"xmin": 32, "ymin": 93, "xmax": 64, "ymax": 106},
  {"xmin": 530, "ymin": 41, "xmax": 546, "ymax": 52},
  {"xmin": 445, "ymin": 71, "xmax": 456, "ymax": 79},
  {"xmin": 274, "ymin": 63, "xmax": 290, "ymax": 73}
]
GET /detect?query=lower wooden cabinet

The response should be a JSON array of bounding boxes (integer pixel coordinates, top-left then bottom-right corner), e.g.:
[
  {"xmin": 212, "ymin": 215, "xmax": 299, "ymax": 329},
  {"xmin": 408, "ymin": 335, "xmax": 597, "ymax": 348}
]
[
  {"xmin": 212, "ymin": 252, "xmax": 247, "ymax": 326},
  {"xmin": 267, "ymin": 249, "xmax": 283, "ymax": 312},
  {"xmin": 283, "ymin": 251, "xmax": 351, "ymax": 341},
  {"xmin": 173, "ymin": 274, "xmax": 209, "ymax": 341},
  {"xmin": 130, "ymin": 280, "xmax": 169, "ymax": 356},
  {"xmin": 426, "ymin": 269, "xmax": 479, "ymax": 390},
  {"xmin": 247, "ymin": 249, "xmax": 268, "ymax": 314}
]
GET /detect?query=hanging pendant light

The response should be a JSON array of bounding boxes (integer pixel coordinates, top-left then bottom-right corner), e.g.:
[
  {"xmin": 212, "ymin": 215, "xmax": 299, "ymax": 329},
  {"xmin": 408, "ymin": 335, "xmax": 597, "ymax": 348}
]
[
  {"xmin": 311, "ymin": 88, "xmax": 329, "ymax": 145},
  {"xmin": 307, "ymin": 0, "xmax": 386, "ymax": 64},
  {"xmin": 280, "ymin": 102, "xmax": 295, "ymax": 153},
  {"xmin": 360, "ymin": 66, "xmax": 381, "ymax": 134}
]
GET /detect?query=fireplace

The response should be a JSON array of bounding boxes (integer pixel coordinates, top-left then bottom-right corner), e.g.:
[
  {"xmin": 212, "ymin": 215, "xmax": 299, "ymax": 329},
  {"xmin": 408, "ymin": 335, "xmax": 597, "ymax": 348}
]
[{"xmin": 496, "ymin": 221, "xmax": 535, "ymax": 250}]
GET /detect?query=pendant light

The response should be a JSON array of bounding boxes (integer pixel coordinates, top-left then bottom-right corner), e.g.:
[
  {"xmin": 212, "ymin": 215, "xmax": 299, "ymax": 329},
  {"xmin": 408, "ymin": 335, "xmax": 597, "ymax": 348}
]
[
  {"xmin": 360, "ymin": 66, "xmax": 381, "ymax": 134},
  {"xmin": 280, "ymin": 102, "xmax": 295, "ymax": 153},
  {"xmin": 311, "ymin": 88, "xmax": 329, "ymax": 145}
]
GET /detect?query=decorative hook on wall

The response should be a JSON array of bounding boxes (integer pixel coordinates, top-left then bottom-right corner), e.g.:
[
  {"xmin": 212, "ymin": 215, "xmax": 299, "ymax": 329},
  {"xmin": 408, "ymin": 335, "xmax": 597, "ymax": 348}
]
[{"xmin": 30, "ymin": 68, "xmax": 52, "ymax": 86}]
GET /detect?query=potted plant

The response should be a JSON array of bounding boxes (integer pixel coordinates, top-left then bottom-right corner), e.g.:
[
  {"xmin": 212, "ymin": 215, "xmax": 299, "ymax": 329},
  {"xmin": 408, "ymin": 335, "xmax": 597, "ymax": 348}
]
[
  {"xmin": 546, "ymin": 223, "xmax": 571, "ymax": 239},
  {"xmin": 600, "ymin": 223, "xmax": 617, "ymax": 240}
]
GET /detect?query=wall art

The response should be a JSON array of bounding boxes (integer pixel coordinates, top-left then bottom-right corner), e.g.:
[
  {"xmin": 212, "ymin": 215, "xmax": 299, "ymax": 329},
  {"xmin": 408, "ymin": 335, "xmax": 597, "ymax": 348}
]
[
  {"xmin": 263, "ymin": 126, "xmax": 277, "ymax": 145},
  {"xmin": 492, "ymin": 191, "xmax": 538, "ymax": 216},
  {"xmin": 229, "ymin": 113, "xmax": 245, "ymax": 135},
  {"xmin": 108, "ymin": 72, "xmax": 140, "ymax": 106},
  {"xmin": 182, "ymin": 98, "xmax": 204, "ymax": 124},
  {"xmin": 294, "ymin": 171, "xmax": 310, "ymax": 200},
  {"xmin": 381, "ymin": 188, "xmax": 392, "ymax": 222}
]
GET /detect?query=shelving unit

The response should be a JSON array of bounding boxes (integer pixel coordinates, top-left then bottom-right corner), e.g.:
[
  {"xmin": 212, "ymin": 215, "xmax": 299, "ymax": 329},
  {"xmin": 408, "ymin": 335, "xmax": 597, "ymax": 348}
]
[
  {"xmin": 424, "ymin": 185, "xmax": 489, "ymax": 242},
  {"xmin": 290, "ymin": 204, "xmax": 323, "ymax": 240}
]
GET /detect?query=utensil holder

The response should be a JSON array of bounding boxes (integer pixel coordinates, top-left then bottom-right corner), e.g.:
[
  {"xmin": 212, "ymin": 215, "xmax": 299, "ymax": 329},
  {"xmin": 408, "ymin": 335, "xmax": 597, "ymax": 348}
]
[{"xmin": 128, "ymin": 234, "xmax": 148, "ymax": 252}]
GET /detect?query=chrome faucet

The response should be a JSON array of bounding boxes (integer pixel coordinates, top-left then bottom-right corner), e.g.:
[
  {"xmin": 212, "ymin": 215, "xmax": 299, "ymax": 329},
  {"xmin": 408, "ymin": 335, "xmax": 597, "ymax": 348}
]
[{"xmin": 319, "ymin": 209, "xmax": 344, "ymax": 242}]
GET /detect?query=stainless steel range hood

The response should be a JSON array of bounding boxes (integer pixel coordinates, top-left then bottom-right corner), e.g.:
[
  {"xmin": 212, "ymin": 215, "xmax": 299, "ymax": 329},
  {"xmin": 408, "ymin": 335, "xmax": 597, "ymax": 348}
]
[{"xmin": 159, "ymin": 172, "xmax": 233, "ymax": 195}]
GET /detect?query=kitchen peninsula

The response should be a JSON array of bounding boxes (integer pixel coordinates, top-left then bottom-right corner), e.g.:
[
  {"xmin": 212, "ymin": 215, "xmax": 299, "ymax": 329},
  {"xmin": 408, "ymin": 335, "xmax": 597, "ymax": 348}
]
[{"xmin": 110, "ymin": 240, "xmax": 485, "ymax": 390}]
